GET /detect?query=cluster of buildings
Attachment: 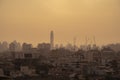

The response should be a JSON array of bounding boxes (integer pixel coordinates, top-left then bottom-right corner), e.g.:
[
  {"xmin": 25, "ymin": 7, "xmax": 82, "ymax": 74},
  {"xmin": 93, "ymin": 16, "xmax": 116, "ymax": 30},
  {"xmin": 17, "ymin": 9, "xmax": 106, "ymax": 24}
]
[
  {"xmin": 0, "ymin": 31, "xmax": 120, "ymax": 80},
  {"xmin": 0, "ymin": 31, "xmax": 54, "ymax": 53}
]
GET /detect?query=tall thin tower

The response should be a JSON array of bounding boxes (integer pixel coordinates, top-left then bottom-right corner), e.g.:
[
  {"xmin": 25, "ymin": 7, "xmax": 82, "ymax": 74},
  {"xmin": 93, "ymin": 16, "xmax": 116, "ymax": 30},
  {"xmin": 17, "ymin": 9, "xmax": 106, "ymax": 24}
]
[
  {"xmin": 50, "ymin": 31, "xmax": 54, "ymax": 50},
  {"xmin": 73, "ymin": 37, "xmax": 76, "ymax": 51}
]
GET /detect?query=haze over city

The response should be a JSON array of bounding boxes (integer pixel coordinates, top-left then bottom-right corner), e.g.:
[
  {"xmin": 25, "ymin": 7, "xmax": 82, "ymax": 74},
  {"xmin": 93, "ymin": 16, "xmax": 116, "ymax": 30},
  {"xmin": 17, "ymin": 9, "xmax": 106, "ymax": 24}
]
[
  {"xmin": 1, "ymin": 0, "xmax": 120, "ymax": 80},
  {"xmin": 0, "ymin": 0, "xmax": 120, "ymax": 46}
]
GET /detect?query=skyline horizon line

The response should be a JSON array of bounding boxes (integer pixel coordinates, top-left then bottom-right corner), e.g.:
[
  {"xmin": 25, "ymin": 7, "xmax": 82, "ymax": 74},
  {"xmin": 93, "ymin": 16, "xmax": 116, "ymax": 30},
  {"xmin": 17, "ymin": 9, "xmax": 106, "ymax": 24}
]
[
  {"xmin": 0, "ymin": 30, "xmax": 120, "ymax": 47},
  {"xmin": 0, "ymin": 40, "xmax": 120, "ymax": 47}
]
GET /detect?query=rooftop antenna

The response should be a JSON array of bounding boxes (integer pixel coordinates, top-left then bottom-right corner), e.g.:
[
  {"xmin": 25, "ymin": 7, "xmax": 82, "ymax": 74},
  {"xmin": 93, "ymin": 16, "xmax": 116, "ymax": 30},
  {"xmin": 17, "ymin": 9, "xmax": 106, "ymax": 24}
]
[
  {"xmin": 85, "ymin": 36, "xmax": 89, "ymax": 51},
  {"xmin": 85, "ymin": 36, "xmax": 87, "ymax": 46},
  {"xmin": 90, "ymin": 38, "xmax": 93, "ymax": 46},
  {"xmin": 85, "ymin": 36, "xmax": 89, "ymax": 46},
  {"xmin": 92, "ymin": 36, "xmax": 97, "ymax": 49},
  {"xmin": 93, "ymin": 36, "xmax": 96, "ymax": 45},
  {"xmin": 73, "ymin": 37, "xmax": 76, "ymax": 51}
]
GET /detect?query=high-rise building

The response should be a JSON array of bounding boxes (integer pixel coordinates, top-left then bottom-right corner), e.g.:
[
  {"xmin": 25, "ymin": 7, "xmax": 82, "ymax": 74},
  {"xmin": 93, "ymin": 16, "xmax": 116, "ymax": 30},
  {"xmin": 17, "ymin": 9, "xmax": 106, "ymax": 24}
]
[
  {"xmin": 37, "ymin": 43, "xmax": 50, "ymax": 50},
  {"xmin": 0, "ymin": 41, "xmax": 9, "ymax": 52},
  {"xmin": 9, "ymin": 41, "xmax": 17, "ymax": 52},
  {"xmin": 22, "ymin": 43, "xmax": 32, "ymax": 52},
  {"xmin": 50, "ymin": 31, "xmax": 54, "ymax": 50},
  {"xmin": 9, "ymin": 41, "xmax": 21, "ymax": 52}
]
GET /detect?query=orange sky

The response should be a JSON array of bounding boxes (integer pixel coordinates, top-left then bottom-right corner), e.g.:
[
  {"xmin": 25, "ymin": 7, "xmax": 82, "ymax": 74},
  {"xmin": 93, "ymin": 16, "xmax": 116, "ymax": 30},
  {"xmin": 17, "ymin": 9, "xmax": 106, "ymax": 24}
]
[{"xmin": 0, "ymin": 0, "xmax": 120, "ymax": 46}]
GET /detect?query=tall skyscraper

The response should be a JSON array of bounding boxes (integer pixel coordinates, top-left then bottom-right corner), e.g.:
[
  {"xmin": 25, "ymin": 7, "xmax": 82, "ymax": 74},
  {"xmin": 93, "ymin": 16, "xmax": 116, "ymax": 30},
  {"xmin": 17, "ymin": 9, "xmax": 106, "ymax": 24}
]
[{"xmin": 50, "ymin": 31, "xmax": 54, "ymax": 50}]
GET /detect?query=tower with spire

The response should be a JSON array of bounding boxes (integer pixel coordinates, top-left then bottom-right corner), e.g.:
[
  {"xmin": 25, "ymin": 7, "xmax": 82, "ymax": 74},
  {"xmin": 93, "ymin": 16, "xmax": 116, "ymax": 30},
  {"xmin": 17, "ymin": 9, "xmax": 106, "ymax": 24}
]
[{"xmin": 50, "ymin": 30, "xmax": 54, "ymax": 50}]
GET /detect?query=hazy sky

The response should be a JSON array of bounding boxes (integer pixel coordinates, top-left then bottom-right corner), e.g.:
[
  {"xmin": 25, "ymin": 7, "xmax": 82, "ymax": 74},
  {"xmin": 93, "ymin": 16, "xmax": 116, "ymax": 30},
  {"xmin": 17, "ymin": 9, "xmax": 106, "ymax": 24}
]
[{"xmin": 0, "ymin": 0, "xmax": 120, "ymax": 46}]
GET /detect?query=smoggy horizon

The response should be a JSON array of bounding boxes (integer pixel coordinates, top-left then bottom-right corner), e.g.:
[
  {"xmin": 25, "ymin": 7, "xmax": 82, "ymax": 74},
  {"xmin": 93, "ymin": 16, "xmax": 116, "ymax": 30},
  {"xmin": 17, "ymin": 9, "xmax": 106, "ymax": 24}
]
[{"xmin": 0, "ymin": 0, "xmax": 120, "ymax": 46}]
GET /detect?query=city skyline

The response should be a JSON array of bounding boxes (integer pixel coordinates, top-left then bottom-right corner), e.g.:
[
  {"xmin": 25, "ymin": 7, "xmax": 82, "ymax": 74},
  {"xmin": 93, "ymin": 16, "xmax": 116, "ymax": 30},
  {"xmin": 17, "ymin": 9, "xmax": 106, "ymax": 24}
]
[
  {"xmin": 0, "ymin": 30, "xmax": 119, "ymax": 47},
  {"xmin": 0, "ymin": 0, "xmax": 120, "ymax": 46},
  {"xmin": 0, "ymin": 1, "xmax": 120, "ymax": 79}
]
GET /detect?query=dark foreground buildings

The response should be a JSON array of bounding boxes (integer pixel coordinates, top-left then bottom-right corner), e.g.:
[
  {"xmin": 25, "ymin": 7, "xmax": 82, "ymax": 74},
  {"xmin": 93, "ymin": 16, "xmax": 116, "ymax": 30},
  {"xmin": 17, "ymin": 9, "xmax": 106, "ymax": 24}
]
[{"xmin": 0, "ymin": 45, "xmax": 120, "ymax": 80}]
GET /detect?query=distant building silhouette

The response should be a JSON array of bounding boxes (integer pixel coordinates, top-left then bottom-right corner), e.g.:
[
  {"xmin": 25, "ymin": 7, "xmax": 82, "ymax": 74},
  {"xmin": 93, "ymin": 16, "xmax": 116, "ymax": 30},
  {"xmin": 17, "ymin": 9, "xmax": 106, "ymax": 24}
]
[
  {"xmin": 55, "ymin": 44, "xmax": 59, "ymax": 49},
  {"xmin": 22, "ymin": 43, "xmax": 32, "ymax": 52},
  {"xmin": 2, "ymin": 41, "xmax": 9, "ymax": 51},
  {"xmin": 50, "ymin": 31, "xmax": 54, "ymax": 50},
  {"xmin": 37, "ymin": 43, "xmax": 50, "ymax": 51},
  {"xmin": 9, "ymin": 41, "xmax": 16, "ymax": 52},
  {"xmin": 0, "ymin": 41, "xmax": 9, "ymax": 52},
  {"xmin": 66, "ymin": 43, "xmax": 74, "ymax": 51},
  {"xmin": 107, "ymin": 43, "xmax": 120, "ymax": 52},
  {"xmin": 9, "ymin": 41, "xmax": 21, "ymax": 52}
]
